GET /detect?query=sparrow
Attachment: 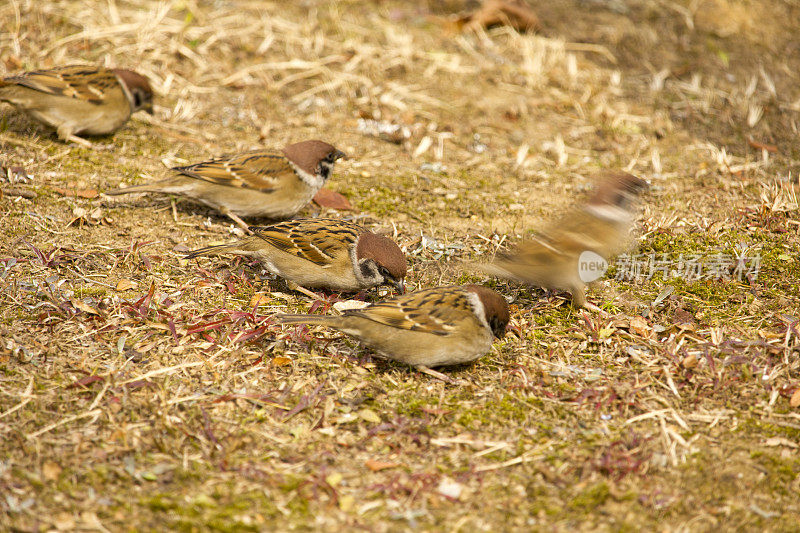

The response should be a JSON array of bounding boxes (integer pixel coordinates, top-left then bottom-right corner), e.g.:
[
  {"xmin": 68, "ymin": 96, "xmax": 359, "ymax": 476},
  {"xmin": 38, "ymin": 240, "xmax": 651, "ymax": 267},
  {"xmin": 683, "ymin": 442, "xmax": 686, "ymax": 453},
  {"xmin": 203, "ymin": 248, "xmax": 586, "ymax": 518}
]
[
  {"xmin": 105, "ymin": 140, "xmax": 346, "ymax": 230},
  {"xmin": 276, "ymin": 284, "xmax": 510, "ymax": 379},
  {"xmin": 185, "ymin": 218, "xmax": 407, "ymax": 293},
  {"xmin": 0, "ymin": 65, "xmax": 153, "ymax": 147},
  {"xmin": 473, "ymin": 171, "xmax": 648, "ymax": 309}
]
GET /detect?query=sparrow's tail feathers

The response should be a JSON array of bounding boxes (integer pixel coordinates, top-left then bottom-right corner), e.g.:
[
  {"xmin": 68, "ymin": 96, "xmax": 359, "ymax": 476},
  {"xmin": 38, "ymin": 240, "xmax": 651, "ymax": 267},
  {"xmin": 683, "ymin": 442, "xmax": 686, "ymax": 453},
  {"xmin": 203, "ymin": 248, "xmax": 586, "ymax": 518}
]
[
  {"xmin": 275, "ymin": 314, "xmax": 340, "ymax": 327},
  {"xmin": 104, "ymin": 178, "xmax": 184, "ymax": 196},
  {"xmin": 184, "ymin": 243, "xmax": 240, "ymax": 260},
  {"xmin": 465, "ymin": 260, "xmax": 513, "ymax": 279}
]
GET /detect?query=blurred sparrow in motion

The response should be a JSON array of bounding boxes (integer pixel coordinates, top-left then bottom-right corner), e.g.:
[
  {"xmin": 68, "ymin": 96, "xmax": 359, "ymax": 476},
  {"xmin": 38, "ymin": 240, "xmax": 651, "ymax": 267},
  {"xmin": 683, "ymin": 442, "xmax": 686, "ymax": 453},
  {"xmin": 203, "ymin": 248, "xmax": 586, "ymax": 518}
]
[
  {"xmin": 186, "ymin": 218, "xmax": 406, "ymax": 293},
  {"xmin": 0, "ymin": 65, "xmax": 153, "ymax": 147},
  {"xmin": 105, "ymin": 140, "xmax": 346, "ymax": 230},
  {"xmin": 474, "ymin": 171, "xmax": 648, "ymax": 309},
  {"xmin": 277, "ymin": 284, "xmax": 509, "ymax": 380}
]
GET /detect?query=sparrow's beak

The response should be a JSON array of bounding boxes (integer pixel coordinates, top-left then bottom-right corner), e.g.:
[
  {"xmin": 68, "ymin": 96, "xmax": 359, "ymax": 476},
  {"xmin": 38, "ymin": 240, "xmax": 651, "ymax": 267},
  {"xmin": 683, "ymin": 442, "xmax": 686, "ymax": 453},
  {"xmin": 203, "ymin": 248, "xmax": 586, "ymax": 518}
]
[
  {"xmin": 388, "ymin": 278, "xmax": 405, "ymax": 294},
  {"xmin": 334, "ymin": 149, "xmax": 348, "ymax": 161}
]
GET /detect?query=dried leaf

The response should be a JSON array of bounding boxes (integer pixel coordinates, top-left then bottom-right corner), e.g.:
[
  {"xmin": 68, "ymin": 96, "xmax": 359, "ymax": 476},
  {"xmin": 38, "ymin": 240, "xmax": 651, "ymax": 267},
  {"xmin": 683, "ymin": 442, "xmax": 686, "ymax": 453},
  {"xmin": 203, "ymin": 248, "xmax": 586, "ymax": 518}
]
[
  {"xmin": 70, "ymin": 298, "xmax": 99, "ymax": 315},
  {"xmin": 250, "ymin": 292, "xmax": 270, "ymax": 308},
  {"xmin": 272, "ymin": 356, "xmax": 292, "ymax": 367},
  {"xmin": 365, "ymin": 459, "xmax": 400, "ymax": 472},
  {"xmin": 53, "ymin": 512, "xmax": 75, "ymax": 531},
  {"xmin": 333, "ymin": 300, "xmax": 371, "ymax": 313},
  {"xmin": 765, "ymin": 437, "xmax": 798, "ymax": 448},
  {"xmin": 629, "ymin": 316, "xmax": 650, "ymax": 337},
  {"xmin": 339, "ymin": 494, "xmax": 355, "ymax": 512},
  {"xmin": 437, "ymin": 477, "xmax": 464, "ymax": 500},
  {"xmin": 461, "ymin": 0, "xmax": 540, "ymax": 33},
  {"xmin": 747, "ymin": 137, "xmax": 778, "ymax": 153},
  {"xmin": 790, "ymin": 388, "xmax": 800, "ymax": 408},
  {"xmin": 325, "ymin": 472, "xmax": 343, "ymax": 487},
  {"xmin": 358, "ymin": 408, "xmax": 381, "ymax": 424},
  {"xmin": 116, "ymin": 279, "xmax": 136, "ymax": 291},
  {"xmin": 313, "ymin": 188, "xmax": 354, "ymax": 210},
  {"xmin": 53, "ymin": 187, "xmax": 99, "ymax": 199},
  {"xmin": 681, "ymin": 354, "xmax": 698, "ymax": 369},
  {"xmin": 42, "ymin": 461, "xmax": 62, "ymax": 481}
]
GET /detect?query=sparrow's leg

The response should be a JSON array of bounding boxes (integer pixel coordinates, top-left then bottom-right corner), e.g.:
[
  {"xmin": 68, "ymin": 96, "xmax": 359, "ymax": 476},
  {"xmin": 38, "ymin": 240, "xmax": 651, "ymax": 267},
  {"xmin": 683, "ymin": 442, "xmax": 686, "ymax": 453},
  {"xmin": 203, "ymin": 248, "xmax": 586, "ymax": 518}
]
[
  {"xmin": 415, "ymin": 365, "xmax": 457, "ymax": 384},
  {"xmin": 57, "ymin": 125, "xmax": 93, "ymax": 149},
  {"xmin": 286, "ymin": 280, "xmax": 323, "ymax": 301},
  {"xmin": 569, "ymin": 286, "xmax": 586, "ymax": 308},
  {"xmin": 571, "ymin": 287, "xmax": 610, "ymax": 316},
  {"xmin": 219, "ymin": 207, "xmax": 251, "ymax": 233},
  {"xmin": 582, "ymin": 301, "xmax": 610, "ymax": 317}
]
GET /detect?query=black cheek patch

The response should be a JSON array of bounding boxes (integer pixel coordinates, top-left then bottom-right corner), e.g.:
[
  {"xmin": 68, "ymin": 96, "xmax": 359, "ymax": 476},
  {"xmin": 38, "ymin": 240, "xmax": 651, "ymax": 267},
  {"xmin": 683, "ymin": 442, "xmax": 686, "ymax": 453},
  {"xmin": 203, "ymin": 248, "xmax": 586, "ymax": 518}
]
[{"xmin": 360, "ymin": 261, "xmax": 375, "ymax": 279}]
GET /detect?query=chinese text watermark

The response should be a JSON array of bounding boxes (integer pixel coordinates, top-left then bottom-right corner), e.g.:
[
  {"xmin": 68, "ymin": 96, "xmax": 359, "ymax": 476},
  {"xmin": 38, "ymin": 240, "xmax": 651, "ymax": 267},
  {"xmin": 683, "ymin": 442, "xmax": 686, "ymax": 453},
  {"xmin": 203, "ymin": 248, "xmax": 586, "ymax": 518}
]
[{"xmin": 612, "ymin": 253, "xmax": 761, "ymax": 282}]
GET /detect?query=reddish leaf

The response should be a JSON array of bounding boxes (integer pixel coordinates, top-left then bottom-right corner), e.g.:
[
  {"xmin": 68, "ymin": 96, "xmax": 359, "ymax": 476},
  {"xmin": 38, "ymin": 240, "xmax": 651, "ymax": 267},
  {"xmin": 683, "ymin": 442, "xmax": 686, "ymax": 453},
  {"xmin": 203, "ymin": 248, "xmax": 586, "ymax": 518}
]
[
  {"xmin": 53, "ymin": 187, "xmax": 99, "ymax": 199},
  {"xmin": 460, "ymin": 0, "xmax": 540, "ymax": 33},
  {"xmin": 791, "ymin": 389, "xmax": 800, "ymax": 408},
  {"xmin": 313, "ymin": 188, "xmax": 354, "ymax": 210},
  {"xmin": 420, "ymin": 407, "xmax": 452, "ymax": 416},
  {"xmin": 365, "ymin": 460, "xmax": 400, "ymax": 472},
  {"xmin": 68, "ymin": 375, "xmax": 104, "ymax": 388},
  {"xmin": 747, "ymin": 137, "xmax": 778, "ymax": 153}
]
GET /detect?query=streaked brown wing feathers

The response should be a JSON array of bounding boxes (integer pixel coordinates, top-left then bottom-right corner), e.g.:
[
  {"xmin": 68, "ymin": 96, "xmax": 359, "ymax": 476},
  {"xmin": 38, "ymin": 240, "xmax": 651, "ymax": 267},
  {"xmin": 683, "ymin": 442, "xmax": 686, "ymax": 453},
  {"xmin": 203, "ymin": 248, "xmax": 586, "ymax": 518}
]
[
  {"xmin": 252, "ymin": 219, "xmax": 362, "ymax": 266},
  {"xmin": 346, "ymin": 287, "xmax": 468, "ymax": 336},
  {"xmin": 173, "ymin": 150, "xmax": 292, "ymax": 192},
  {"xmin": 8, "ymin": 66, "xmax": 118, "ymax": 104}
]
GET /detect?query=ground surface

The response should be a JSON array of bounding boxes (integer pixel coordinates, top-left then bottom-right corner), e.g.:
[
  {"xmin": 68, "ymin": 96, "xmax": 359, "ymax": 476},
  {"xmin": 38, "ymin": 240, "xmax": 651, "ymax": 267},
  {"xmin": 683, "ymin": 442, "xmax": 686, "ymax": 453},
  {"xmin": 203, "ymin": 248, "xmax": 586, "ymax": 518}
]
[{"xmin": 1, "ymin": 0, "xmax": 800, "ymax": 531}]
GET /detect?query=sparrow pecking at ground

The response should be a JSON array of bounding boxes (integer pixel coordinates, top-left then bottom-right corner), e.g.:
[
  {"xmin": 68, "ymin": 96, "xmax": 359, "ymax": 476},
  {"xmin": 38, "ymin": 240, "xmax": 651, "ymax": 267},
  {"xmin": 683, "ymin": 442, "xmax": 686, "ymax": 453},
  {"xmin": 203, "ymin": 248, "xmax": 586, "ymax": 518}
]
[
  {"xmin": 0, "ymin": 65, "xmax": 153, "ymax": 147},
  {"xmin": 185, "ymin": 217, "xmax": 407, "ymax": 294},
  {"xmin": 473, "ymin": 171, "xmax": 648, "ymax": 309},
  {"xmin": 276, "ymin": 284, "xmax": 510, "ymax": 380},
  {"xmin": 105, "ymin": 140, "xmax": 346, "ymax": 230}
]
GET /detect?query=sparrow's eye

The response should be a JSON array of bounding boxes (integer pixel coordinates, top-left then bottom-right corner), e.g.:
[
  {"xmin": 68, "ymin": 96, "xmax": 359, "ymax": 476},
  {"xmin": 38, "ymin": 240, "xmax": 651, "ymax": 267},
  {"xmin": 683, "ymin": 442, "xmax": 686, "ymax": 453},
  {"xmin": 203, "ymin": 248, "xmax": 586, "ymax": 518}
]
[{"xmin": 378, "ymin": 266, "xmax": 390, "ymax": 279}]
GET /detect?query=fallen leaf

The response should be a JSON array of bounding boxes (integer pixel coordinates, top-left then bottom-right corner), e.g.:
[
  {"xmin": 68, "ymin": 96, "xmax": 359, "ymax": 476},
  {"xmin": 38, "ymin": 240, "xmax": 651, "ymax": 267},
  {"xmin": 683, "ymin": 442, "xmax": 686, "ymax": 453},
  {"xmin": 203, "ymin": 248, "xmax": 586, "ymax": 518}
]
[
  {"xmin": 681, "ymin": 353, "xmax": 698, "ymax": 369},
  {"xmin": 80, "ymin": 512, "xmax": 106, "ymax": 530},
  {"xmin": 249, "ymin": 292, "xmax": 269, "ymax": 308},
  {"xmin": 53, "ymin": 512, "xmax": 75, "ymax": 531},
  {"xmin": 365, "ymin": 459, "xmax": 400, "ymax": 472},
  {"xmin": 437, "ymin": 477, "xmax": 464, "ymax": 500},
  {"xmin": 116, "ymin": 279, "xmax": 136, "ymax": 291},
  {"xmin": 42, "ymin": 461, "xmax": 62, "ymax": 481},
  {"xmin": 325, "ymin": 472, "xmax": 343, "ymax": 487},
  {"xmin": 747, "ymin": 137, "xmax": 778, "ymax": 153},
  {"xmin": 272, "ymin": 356, "xmax": 292, "ymax": 367},
  {"xmin": 68, "ymin": 375, "xmax": 104, "ymax": 388},
  {"xmin": 460, "ymin": 0, "xmax": 540, "ymax": 33},
  {"xmin": 53, "ymin": 187, "xmax": 99, "ymax": 199},
  {"xmin": 765, "ymin": 437, "xmax": 798, "ymax": 448},
  {"xmin": 791, "ymin": 388, "xmax": 800, "ymax": 408},
  {"xmin": 333, "ymin": 300, "xmax": 371, "ymax": 313},
  {"xmin": 313, "ymin": 188, "xmax": 354, "ymax": 210},
  {"xmin": 70, "ymin": 298, "xmax": 100, "ymax": 315},
  {"xmin": 358, "ymin": 408, "xmax": 381, "ymax": 424},
  {"xmin": 420, "ymin": 407, "xmax": 452, "ymax": 416},
  {"xmin": 339, "ymin": 494, "xmax": 355, "ymax": 512},
  {"xmin": 629, "ymin": 316, "xmax": 650, "ymax": 337}
]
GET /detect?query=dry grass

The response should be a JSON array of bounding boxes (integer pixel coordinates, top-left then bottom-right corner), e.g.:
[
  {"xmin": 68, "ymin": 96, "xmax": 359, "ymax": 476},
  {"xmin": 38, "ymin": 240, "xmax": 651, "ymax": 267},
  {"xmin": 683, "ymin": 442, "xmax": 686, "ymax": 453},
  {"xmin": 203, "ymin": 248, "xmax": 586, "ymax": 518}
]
[{"xmin": 2, "ymin": 0, "xmax": 800, "ymax": 530}]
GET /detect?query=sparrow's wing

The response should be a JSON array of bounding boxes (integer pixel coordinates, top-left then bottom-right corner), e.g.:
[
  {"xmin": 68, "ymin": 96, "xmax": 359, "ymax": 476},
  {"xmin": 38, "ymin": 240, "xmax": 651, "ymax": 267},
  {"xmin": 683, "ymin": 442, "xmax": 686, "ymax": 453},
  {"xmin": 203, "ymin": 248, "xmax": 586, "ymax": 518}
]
[
  {"xmin": 172, "ymin": 150, "xmax": 295, "ymax": 193},
  {"xmin": 251, "ymin": 219, "xmax": 364, "ymax": 266},
  {"xmin": 346, "ymin": 287, "xmax": 470, "ymax": 336},
  {"xmin": 517, "ymin": 208, "xmax": 627, "ymax": 262},
  {"xmin": 4, "ymin": 66, "xmax": 119, "ymax": 104}
]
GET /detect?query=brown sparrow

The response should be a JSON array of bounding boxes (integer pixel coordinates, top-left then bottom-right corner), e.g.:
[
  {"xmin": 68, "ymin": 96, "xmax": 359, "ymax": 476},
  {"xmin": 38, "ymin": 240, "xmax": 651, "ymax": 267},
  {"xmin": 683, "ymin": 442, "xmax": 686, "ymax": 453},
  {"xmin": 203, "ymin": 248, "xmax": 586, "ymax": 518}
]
[
  {"xmin": 276, "ymin": 284, "xmax": 509, "ymax": 379},
  {"xmin": 0, "ymin": 65, "xmax": 153, "ymax": 147},
  {"xmin": 473, "ymin": 171, "xmax": 648, "ymax": 308},
  {"xmin": 186, "ymin": 218, "xmax": 406, "ymax": 293},
  {"xmin": 105, "ymin": 140, "xmax": 346, "ymax": 229}
]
